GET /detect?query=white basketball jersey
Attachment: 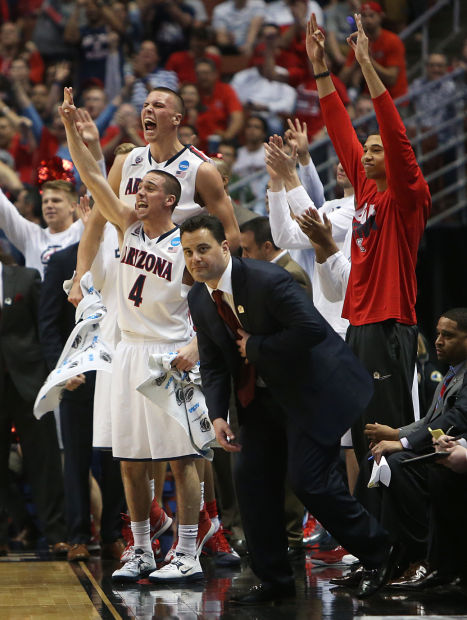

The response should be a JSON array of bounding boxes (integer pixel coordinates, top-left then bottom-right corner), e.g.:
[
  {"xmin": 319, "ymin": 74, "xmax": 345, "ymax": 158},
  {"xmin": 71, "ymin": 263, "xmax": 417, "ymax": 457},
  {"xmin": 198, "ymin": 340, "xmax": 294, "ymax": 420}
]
[
  {"xmin": 120, "ymin": 144, "xmax": 210, "ymax": 224},
  {"xmin": 91, "ymin": 223, "xmax": 121, "ymax": 347},
  {"xmin": 118, "ymin": 222, "xmax": 192, "ymax": 342}
]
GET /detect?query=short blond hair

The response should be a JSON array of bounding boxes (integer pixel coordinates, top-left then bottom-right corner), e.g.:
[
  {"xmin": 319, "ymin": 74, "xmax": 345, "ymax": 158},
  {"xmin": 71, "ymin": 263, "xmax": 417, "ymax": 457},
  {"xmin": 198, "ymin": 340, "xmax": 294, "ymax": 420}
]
[
  {"xmin": 114, "ymin": 142, "xmax": 136, "ymax": 156},
  {"xmin": 42, "ymin": 180, "xmax": 77, "ymax": 205}
]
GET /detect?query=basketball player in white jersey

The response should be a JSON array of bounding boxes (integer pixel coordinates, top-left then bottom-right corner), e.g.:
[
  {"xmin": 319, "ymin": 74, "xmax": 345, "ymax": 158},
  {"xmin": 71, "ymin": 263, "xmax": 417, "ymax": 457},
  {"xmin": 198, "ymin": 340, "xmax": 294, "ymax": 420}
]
[
  {"xmin": 60, "ymin": 88, "xmax": 210, "ymax": 583},
  {"xmin": 68, "ymin": 86, "xmax": 240, "ymax": 306}
]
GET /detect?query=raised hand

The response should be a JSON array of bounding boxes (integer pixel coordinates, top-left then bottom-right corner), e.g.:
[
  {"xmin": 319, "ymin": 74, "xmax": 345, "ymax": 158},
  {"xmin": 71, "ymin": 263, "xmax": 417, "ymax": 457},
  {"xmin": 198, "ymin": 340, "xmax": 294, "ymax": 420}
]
[
  {"xmin": 347, "ymin": 13, "xmax": 370, "ymax": 66},
  {"xmin": 77, "ymin": 195, "xmax": 91, "ymax": 225},
  {"xmin": 58, "ymin": 87, "xmax": 77, "ymax": 126},
  {"xmin": 285, "ymin": 118, "xmax": 309, "ymax": 160},
  {"xmin": 75, "ymin": 108, "xmax": 100, "ymax": 143},
  {"xmin": 306, "ymin": 13, "xmax": 326, "ymax": 67},
  {"xmin": 264, "ymin": 135, "xmax": 298, "ymax": 181}
]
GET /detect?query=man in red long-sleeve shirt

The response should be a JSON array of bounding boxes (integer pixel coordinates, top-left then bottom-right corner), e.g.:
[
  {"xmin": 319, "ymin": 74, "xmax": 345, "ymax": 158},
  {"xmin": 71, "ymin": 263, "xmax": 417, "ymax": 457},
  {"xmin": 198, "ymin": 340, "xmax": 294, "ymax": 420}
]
[{"xmin": 306, "ymin": 14, "xmax": 431, "ymax": 465}]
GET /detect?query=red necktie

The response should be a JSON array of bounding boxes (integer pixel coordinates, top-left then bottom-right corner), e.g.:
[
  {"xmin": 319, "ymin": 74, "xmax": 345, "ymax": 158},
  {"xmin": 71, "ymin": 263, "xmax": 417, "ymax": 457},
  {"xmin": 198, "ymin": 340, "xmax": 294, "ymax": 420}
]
[
  {"xmin": 439, "ymin": 367, "xmax": 455, "ymax": 399},
  {"xmin": 212, "ymin": 289, "xmax": 256, "ymax": 407}
]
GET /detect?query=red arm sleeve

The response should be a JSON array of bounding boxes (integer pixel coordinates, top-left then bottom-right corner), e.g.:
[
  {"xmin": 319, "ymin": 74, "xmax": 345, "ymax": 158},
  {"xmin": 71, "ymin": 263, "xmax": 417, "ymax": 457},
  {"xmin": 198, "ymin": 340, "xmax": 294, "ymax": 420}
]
[
  {"xmin": 320, "ymin": 91, "xmax": 367, "ymax": 200},
  {"xmin": 372, "ymin": 90, "xmax": 430, "ymax": 211}
]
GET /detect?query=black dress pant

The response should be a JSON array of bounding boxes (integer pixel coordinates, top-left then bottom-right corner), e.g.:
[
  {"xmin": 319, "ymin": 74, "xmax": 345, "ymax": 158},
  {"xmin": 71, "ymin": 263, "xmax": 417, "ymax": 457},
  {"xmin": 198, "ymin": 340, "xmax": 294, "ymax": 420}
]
[
  {"xmin": 427, "ymin": 465, "xmax": 467, "ymax": 578},
  {"xmin": 355, "ymin": 450, "xmax": 430, "ymax": 564},
  {"xmin": 234, "ymin": 387, "xmax": 390, "ymax": 586},
  {"xmin": 0, "ymin": 373, "xmax": 66, "ymax": 544},
  {"xmin": 347, "ymin": 321, "xmax": 418, "ymax": 464}
]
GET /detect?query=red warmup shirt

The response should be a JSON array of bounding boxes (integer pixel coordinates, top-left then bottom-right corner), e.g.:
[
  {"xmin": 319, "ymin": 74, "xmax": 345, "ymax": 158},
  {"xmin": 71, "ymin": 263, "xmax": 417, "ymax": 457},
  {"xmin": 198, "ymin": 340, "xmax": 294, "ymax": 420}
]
[
  {"xmin": 295, "ymin": 73, "xmax": 349, "ymax": 141},
  {"xmin": 320, "ymin": 89, "xmax": 431, "ymax": 326},
  {"xmin": 345, "ymin": 29, "xmax": 408, "ymax": 99}
]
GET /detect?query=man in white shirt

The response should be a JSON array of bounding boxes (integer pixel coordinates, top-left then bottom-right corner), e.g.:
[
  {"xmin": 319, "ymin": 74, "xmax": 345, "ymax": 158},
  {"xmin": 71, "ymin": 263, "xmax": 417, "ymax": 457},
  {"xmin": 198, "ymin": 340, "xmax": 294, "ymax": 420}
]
[{"xmin": 0, "ymin": 180, "xmax": 82, "ymax": 279}]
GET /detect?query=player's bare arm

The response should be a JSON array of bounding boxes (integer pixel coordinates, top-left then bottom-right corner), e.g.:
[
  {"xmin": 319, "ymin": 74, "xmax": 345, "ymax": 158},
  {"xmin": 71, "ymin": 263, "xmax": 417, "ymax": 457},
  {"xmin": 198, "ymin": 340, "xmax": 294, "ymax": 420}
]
[
  {"xmin": 59, "ymin": 88, "xmax": 136, "ymax": 234},
  {"xmin": 195, "ymin": 162, "xmax": 240, "ymax": 251}
]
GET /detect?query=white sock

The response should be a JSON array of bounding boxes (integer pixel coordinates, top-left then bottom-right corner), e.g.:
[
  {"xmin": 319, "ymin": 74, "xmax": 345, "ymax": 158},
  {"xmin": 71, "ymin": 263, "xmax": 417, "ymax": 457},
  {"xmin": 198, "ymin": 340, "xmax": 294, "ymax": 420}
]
[
  {"xmin": 176, "ymin": 524, "xmax": 198, "ymax": 557},
  {"xmin": 211, "ymin": 516, "xmax": 220, "ymax": 533},
  {"xmin": 199, "ymin": 482, "xmax": 205, "ymax": 511},
  {"xmin": 131, "ymin": 519, "xmax": 152, "ymax": 553},
  {"xmin": 148, "ymin": 479, "xmax": 155, "ymax": 502}
]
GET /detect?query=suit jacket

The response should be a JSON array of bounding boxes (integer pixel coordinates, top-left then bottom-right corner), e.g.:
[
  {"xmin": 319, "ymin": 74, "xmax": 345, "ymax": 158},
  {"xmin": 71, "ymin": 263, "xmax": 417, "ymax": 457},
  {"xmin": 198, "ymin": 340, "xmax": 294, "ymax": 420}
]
[
  {"xmin": 399, "ymin": 362, "xmax": 467, "ymax": 451},
  {"xmin": 188, "ymin": 257, "xmax": 373, "ymax": 446},
  {"xmin": 0, "ymin": 264, "xmax": 48, "ymax": 403},
  {"xmin": 275, "ymin": 251, "xmax": 312, "ymax": 298},
  {"xmin": 38, "ymin": 243, "xmax": 94, "ymax": 403}
]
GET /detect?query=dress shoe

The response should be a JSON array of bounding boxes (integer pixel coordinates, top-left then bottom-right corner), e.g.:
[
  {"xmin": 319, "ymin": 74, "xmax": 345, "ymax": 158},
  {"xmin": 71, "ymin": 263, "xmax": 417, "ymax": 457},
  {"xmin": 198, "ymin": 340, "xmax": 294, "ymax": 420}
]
[
  {"xmin": 387, "ymin": 561, "xmax": 429, "ymax": 589},
  {"xmin": 396, "ymin": 568, "xmax": 457, "ymax": 591},
  {"xmin": 229, "ymin": 582, "xmax": 296, "ymax": 605},
  {"xmin": 52, "ymin": 542, "xmax": 71, "ymax": 555},
  {"xmin": 67, "ymin": 543, "xmax": 90, "ymax": 562},
  {"xmin": 102, "ymin": 539, "xmax": 126, "ymax": 561},
  {"xmin": 356, "ymin": 544, "xmax": 403, "ymax": 598},
  {"xmin": 330, "ymin": 564, "xmax": 365, "ymax": 588}
]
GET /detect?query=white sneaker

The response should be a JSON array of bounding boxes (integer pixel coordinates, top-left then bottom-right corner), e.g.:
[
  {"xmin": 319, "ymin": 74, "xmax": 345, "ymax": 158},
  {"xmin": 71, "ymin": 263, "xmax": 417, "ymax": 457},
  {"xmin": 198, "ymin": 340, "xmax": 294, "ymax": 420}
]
[
  {"xmin": 112, "ymin": 548, "xmax": 156, "ymax": 582},
  {"xmin": 149, "ymin": 552, "xmax": 204, "ymax": 583}
]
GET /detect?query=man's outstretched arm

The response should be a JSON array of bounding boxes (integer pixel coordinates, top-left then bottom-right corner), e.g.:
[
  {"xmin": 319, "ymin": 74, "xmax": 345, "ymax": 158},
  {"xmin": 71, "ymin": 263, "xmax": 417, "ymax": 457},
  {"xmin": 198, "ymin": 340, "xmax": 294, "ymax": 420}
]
[{"xmin": 59, "ymin": 88, "xmax": 134, "ymax": 234}]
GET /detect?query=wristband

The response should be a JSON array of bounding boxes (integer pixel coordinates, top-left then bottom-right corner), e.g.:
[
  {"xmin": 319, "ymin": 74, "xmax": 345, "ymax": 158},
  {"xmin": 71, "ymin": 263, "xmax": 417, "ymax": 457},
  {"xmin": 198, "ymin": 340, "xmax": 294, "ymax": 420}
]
[{"xmin": 314, "ymin": 70, "xmax": 330, "ymax": 79}]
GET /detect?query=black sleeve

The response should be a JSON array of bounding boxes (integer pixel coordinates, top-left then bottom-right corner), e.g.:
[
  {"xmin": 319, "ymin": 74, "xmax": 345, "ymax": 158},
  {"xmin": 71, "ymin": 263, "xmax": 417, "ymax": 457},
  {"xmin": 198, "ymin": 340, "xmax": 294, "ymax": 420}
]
[{"xmin": 38, "ymin": 254, "xmax": 68, "ymax": 370}]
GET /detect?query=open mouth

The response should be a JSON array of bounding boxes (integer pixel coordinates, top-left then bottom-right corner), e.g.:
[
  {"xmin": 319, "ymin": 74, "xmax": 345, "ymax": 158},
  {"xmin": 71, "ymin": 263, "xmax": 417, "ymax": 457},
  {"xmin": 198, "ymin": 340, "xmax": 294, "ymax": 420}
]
[{"xmin": 144, "ymin": 120, "xmax": 156, "ymax": 131}]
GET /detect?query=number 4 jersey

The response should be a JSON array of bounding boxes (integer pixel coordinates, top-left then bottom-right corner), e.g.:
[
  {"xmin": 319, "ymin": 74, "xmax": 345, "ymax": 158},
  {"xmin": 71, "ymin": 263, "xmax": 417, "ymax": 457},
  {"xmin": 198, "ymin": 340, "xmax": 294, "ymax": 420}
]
[{"xmin": 118, "ymin": 221, "xmax": 193, "ymax": 342}]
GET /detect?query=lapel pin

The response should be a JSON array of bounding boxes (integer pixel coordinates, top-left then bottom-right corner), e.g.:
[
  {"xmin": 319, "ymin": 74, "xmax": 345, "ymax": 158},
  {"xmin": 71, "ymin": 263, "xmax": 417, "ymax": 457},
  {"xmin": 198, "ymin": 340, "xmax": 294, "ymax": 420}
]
[
  {"xmin": 4, "ymin": 297, "xmax": 12, "ymax": 305},
  {"xmin": 237, "ymin": 305, "xmax": 245, "ymax": 314}
]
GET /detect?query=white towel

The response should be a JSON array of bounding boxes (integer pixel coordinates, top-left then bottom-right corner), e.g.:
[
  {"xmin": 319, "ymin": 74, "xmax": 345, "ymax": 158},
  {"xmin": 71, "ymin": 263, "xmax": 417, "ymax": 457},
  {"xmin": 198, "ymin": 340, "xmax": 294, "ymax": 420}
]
[
  {"xmin": 137, "ymin": 352, "xmax": 217, "ymax": 460},
  {"xmin": 368, "ymin": 456, "xmax": 392, "ymax": 488},
  {"xmin": 33, "ymin": 272, "xmax": 114, "ymax": 419}
]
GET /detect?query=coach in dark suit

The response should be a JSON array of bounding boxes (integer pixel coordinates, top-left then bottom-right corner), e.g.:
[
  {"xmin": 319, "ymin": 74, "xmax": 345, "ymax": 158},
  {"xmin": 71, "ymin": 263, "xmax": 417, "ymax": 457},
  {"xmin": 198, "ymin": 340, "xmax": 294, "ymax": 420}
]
[
  {"xmin": 0, "ymin": 258, "xmax": 67, "ymax": 550},
  {"xmin": 180, "ymin": 215, "xmax": 396, "ymax": 603}
]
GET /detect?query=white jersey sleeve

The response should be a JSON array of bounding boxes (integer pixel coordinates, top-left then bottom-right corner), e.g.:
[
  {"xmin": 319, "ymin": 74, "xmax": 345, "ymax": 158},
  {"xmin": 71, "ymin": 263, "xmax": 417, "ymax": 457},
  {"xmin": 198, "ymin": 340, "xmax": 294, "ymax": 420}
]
[
  {"xmin": 268, "ymin": 188, "xmax": 312, "ymax": 250},
  {"xmin": 0, "ymin": 187, "xmax": 41, "ymax": 255}
]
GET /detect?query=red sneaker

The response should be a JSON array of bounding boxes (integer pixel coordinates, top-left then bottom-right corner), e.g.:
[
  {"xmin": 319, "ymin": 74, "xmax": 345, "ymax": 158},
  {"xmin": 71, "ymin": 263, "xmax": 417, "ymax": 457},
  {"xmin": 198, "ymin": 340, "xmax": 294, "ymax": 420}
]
[
  {"xmin": 311, "ymin": 545, "xmax": 349, "ymax": 566},
  {"xmin": 150, "ymin": 498, "xmax": 173, "ymax": 542},
  {"xmin": 202, "ymin": 527, "xmax": 241, "ymax": 566},
  {"xmin": 196, "ymin": 507, "xmax": 215, "ymax": 555},
  {"xmin": 303, "ymin": 513, "xmax": 317, "ymax": 543}
]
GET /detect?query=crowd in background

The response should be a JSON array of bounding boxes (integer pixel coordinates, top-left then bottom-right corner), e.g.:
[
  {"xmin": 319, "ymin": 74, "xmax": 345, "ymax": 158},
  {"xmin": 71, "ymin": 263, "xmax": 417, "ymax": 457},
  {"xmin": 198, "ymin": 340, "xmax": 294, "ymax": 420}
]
[{"xmin": 0, "ymin": 0, "xmax": 466, "ymax": 597}]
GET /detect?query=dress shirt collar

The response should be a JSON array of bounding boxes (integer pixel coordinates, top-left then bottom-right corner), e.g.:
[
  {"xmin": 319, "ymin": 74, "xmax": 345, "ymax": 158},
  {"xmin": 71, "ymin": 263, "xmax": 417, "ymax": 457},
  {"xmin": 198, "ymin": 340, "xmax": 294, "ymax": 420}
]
[
  {"xmin": 271, "ymin": 250, "xmax": 287, "ymax": 264},
  {"xmin": 206, "ymin": 257, "xmax": 233, "ymax": 300}
]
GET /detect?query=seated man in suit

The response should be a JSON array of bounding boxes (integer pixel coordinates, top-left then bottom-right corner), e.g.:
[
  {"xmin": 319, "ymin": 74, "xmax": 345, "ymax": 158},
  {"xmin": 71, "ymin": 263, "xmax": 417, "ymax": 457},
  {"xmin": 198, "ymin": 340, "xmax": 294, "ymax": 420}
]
[
  {"xmin": 180, "ymin": 213, "xmax": 399, "ymax": 603},
  {"xmin": 334, "ymin": 308, "xmax": 467, "ymax": 589}
]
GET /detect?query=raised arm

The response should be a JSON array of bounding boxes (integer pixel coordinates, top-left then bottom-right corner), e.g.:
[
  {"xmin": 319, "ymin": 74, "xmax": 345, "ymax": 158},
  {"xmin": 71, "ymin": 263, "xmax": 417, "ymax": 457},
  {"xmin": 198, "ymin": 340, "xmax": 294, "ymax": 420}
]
[
  {"xmin": 306, "ymin": 14, "xmax": 367, "ymax": 197},
  {"xmin": 59, "ymin": 88, "xmax": 134, "ymax": 234},
  {"xmin": 195, "ymin": 162, "xmax": 240, "ymax": 251}
]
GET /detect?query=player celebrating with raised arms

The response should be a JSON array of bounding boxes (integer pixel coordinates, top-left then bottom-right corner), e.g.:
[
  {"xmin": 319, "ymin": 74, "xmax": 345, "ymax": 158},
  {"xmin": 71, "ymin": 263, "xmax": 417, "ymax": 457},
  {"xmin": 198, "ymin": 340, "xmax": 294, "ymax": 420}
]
[{"xmin": 59, "ymin": 88, "xmax": 211, "ymax": 584}]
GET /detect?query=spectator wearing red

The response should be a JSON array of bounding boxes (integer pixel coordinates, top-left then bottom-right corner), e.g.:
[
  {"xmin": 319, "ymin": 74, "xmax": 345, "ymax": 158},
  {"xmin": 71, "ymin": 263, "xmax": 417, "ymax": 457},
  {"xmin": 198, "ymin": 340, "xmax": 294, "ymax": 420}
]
[
  {"xmin": 195, "ymin": 57, "xmax": 244, "ymax": 151},
  {"xmin": 165, "ymin": 26, "xmax": 221, "ymax": 85},
  {"xmin": 340, "ymin": 2, "xmax": 408, "ymax": 100},
  {"xmin": 0, "ymin": 21, "xmax": 44, "ymax": 84}
]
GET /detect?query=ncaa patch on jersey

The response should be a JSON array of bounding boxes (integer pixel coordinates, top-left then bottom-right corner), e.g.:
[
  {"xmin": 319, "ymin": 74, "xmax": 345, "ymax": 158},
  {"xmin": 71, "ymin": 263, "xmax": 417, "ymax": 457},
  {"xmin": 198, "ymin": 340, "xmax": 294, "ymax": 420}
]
[
  {"xmin": 171, "ymin": 237, "xmax": 181, "ymax": 246},
  {"xmin": 178, "ymin": 160, "xmax": 190, "ymax": 171},
  {"xmin": 135, "ymin": 156, "xmax": 143, "ymax": 164}
]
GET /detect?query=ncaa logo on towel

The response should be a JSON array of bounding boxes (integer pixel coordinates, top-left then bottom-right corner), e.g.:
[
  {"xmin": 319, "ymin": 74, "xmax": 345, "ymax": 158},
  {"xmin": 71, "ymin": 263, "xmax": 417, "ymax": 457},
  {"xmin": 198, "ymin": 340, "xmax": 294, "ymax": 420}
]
[{"xmin": 200, "ymin": 418, "xmax": 211, "ymax": 432}]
